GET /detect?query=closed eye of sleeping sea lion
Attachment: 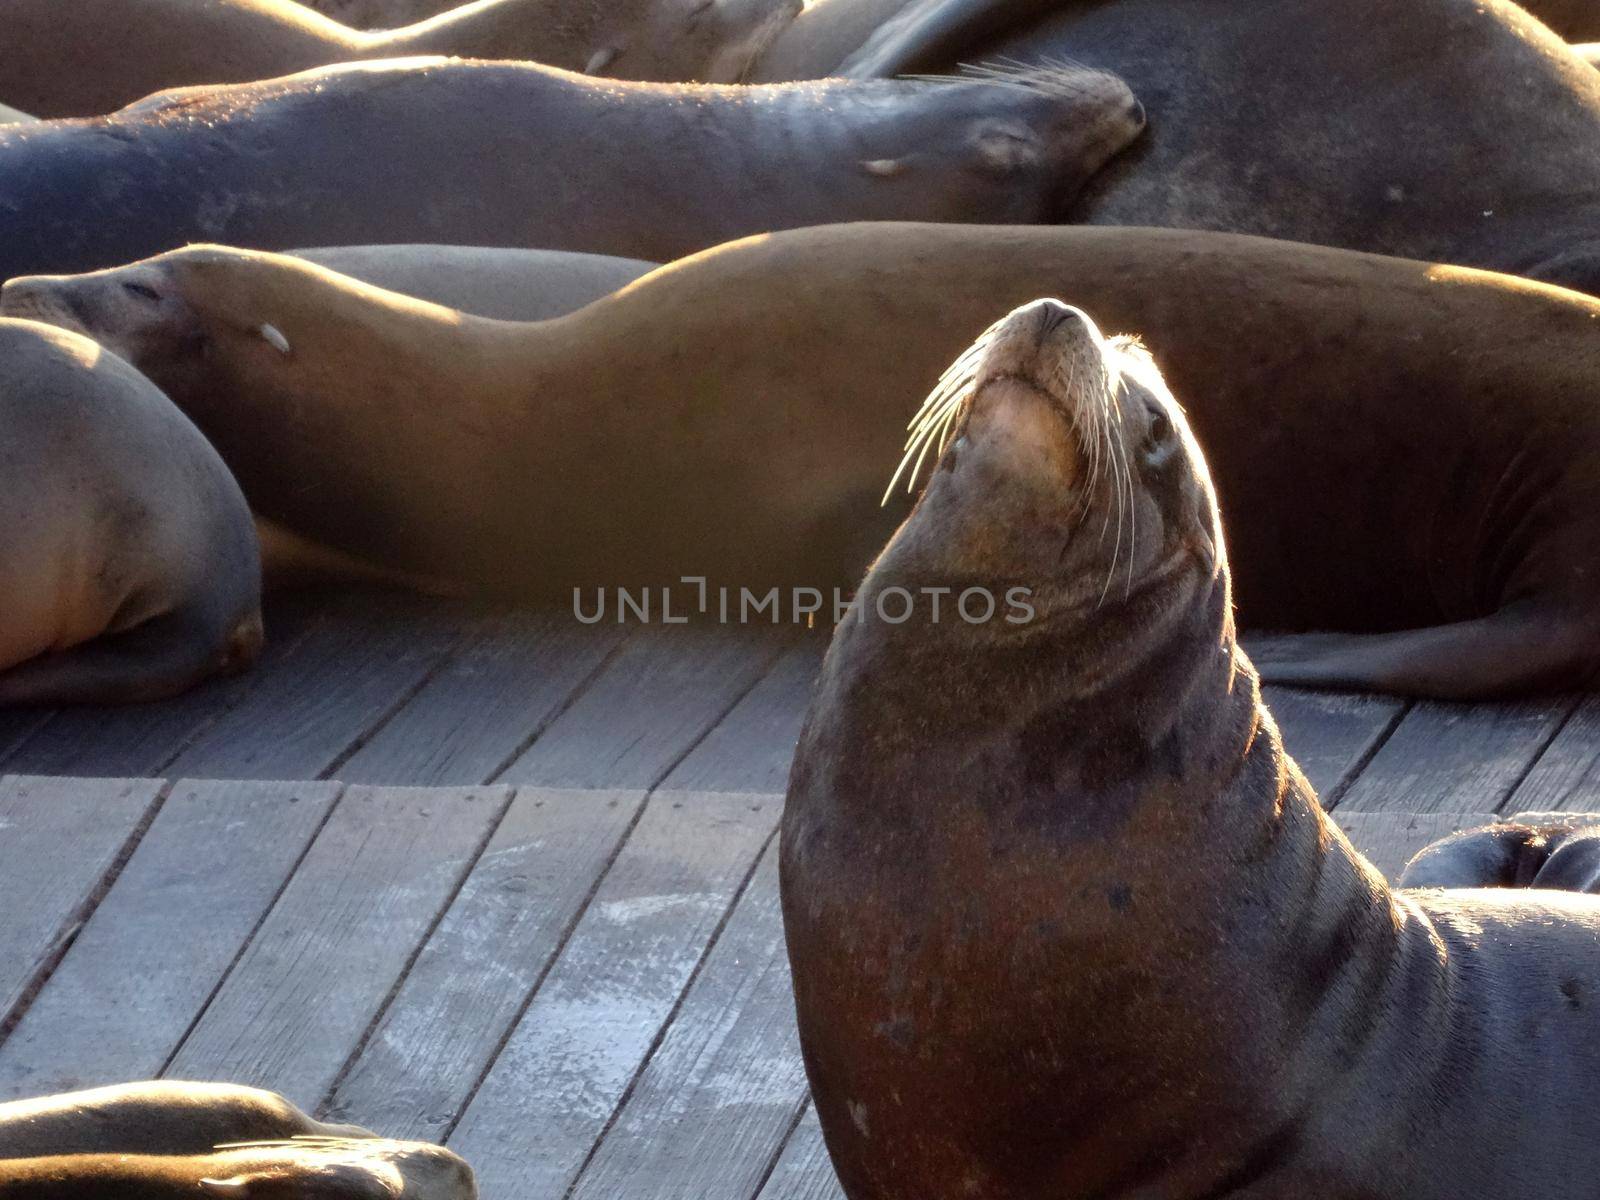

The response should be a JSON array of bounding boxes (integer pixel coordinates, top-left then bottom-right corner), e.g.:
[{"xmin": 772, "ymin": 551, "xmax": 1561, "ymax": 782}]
[
  {"xmin": 0, "ymin": 318, "xmax": 261, "ymax": 708},
  {"xmin": 782, "ymin": 297, "xmax": 1600, "ymax": 1200},
  {"xmin": 755, "ymin": 0, "xmax": 1600, "ymax": 297},
  {"xmin": 11, "ymin": 223, "xmax": 1600, "ymax": 700},
  {"xmin": 0, "ymin": 1082, "xmax": 373, "ymax": 1158},
  {"xmin": 0, "ymin": 0, "xmax": 804, "ymax": 119},
  {"xmin": 0, "ymin": 57, "xmax": 1141, "ymax": 281},
  {"xmin": 0, "ymin": 1141, "xmax": 474, "ymax": 1200},
  {"xmin": 1400, "ymin": 821, "xmax": 1600, "ymax": 892}
]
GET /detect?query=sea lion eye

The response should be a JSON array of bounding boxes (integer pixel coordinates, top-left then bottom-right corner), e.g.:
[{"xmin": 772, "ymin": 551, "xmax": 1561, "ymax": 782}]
[
  {"xmin": 1147, "ymin": 411, "xmax": 1171, "ymax": 444},
  {"xmin": 122, "ymin": 281, "xmax": 161, "ymax": 303}
]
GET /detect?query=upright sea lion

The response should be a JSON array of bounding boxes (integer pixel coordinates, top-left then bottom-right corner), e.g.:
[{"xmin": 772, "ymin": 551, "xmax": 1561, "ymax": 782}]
[
  {"xmin": 0, "ymin": 0, "xmax": 803, "ymax": 119},
  {"xmin": 782, "ymin": 297, "xmax": 1600, "ymax": 1200},
  {"xmin": 0, "ymin": 319, "xmax": 261, "ymax": 707},
  {"xmin": 1401, "ymin": 821, "xmax": 1600, "ymax": 892},
  {"xmin": 755, "ymin": 0, "xmax": 1600, "ymax": 295},
  {"xmin": 292, "ymin": 246, "xmax": 657, "ymax": 321},
  {"xmin": 0, "ymin": 58, "xmax": 1141, "ymax": 280},
  {"xmin": 0, "ymin": 1083, "xmax": 373, "ymax": 1159},
  {"xmin": 11, "ymin": 223, "xmax": 1600, "ymax": 698}
]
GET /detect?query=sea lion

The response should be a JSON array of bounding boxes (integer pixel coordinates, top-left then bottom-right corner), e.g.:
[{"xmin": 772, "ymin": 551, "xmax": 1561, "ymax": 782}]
[
  {"xmin": 0, "ymin": 318, "xmax": 261, "ymax": 707},
  {"xmin": 1401, "ymin": 821, "xmax": 1600, "ymax": 891},
  {"xmin": 291, "ymin": 246, "xmax": 657, "ymax": 321},
  {"xmin": 0, "ymin": 1141, "xmax": 475, "ymax": 1200},
  {"xmin": 782, "ymin": 297, "xmax": 1600, "ymax": 1200},
  {"xmin": 0, "ymin": 57, "xmax": 1141, "ymax": 281},
  {"xmin": 755, "ymin": 0, "xmax": 1600, "ymax": 296},
  {"xmin": 0, "ymin": 0, "xmax": 803, "ymax": 119},
  {"xmin": 0, "ymin": 1082, "xmax": 374, "ymax": 1159},
  {"xmin": 11, "ymin": 222, "xmax": 1600, "ymax": 699}
]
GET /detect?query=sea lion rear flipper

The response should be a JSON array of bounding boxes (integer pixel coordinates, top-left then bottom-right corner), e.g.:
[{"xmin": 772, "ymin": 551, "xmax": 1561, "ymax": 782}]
[
  {"xmin": 1243, "ymin": 611, "xmax": 1587, "ymax": 700},
  {"xmin": 1398, "ymin": 824, "xmax": 1547, "ymax": 889},
  {"xmin": 0, "ymin": 608, "xmax": 261, "ymax": 708}
]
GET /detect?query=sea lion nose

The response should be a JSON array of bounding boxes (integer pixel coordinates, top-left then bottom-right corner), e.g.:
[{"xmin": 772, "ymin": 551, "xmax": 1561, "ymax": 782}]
[{"xmin": 1024, "ymin": 298, "xmax": 1093, "ymax": 341}]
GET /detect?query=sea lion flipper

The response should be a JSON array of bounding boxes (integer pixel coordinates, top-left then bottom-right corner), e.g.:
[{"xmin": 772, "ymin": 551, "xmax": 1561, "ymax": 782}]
[
  {"xmin": 1532, "ymin": 827, "xmax": 1600, "ymax": 893},
  {"xmin": 1244, "ymin": 612, "xmax": 1584, "ymax": 699},
  {"xmin": 0, "ymin": 608, "xmax": 260, "ymax": 708},
  {"xmin": 838, "ymin": 0, "xmax": 1065, "ymax": 77},
  {"xmin": 1398, "ymin": 824, "xmax": 1545, "ymax": 889}
]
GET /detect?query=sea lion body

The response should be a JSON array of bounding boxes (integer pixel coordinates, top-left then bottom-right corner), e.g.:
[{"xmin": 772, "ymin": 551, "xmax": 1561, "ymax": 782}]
[
  {"xmin": 0, "ymin": 0, "xmax": 803, "ymax": 119},
  {"xmin": 0, "ymin": 319, "xmax": 261, "ymax": 707},
  {"xmin": 782, "ymin": 299, "xmax": 1600, "ymax": 1200},
  {"xmin": 761, "ymin": 0, "xmax": 1600, "ymax": 294},
  {"xmin": 0, "ymin": 1082, "xmax": 373, "ymax": 1159},
  {"xmin": 291, "ymin": 246, "xmax": 657, "ymax": 321},
  {"xmin": 0, "ymin": 58, "xmax": 1141, "ymax": 280},
  {"xmin": 11, "ymin": 223, "xmax": 1600, "ymax": 697}
]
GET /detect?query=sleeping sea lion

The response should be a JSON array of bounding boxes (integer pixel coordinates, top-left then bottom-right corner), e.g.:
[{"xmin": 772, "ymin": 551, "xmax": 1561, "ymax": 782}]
[
  {"xmin": 754, "ymin": 0, "xmax": 1600, "ymax": 296},
  {"xmin": 782, "ymin": 296, "xmax": 1600, "ymax": 1200},
  {"xmin": 290, "ymin": 246, "xmax": 657, "ymax": 321},
  {"xmin": 0, "ymin": 0, "xmax": 803, "ymax": 119},
  {"xmin": 0, "ymin": 319, "xmax": 261, "ymax": 707},
  {"xmin": 0, "ymin": 57, "xmax": 1142, "ymax": 280},
  {"xmin": 11, "ymin": 223, "xmax": 1600, "ymax": 698}
]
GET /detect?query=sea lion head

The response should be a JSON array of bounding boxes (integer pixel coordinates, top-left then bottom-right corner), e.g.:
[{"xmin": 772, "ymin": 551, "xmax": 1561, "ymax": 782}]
[
  {"xmin": 803, "ymin": 298, "xmax": 1238, "ymax": 800},
  {"xmin": 858, "ymin": 66, "xmax": 1145, "ymax": 223},
  {"xmin": 876, "ymin": 297, "xmax": 1226, "ymax": 658},
  {"xmin": 583, "ymin": 0, "xmax": 804, "ymax": 84},
  {"xmin": 200, "ymin": 1140, "xmax": 475, "ymax": 1200}
]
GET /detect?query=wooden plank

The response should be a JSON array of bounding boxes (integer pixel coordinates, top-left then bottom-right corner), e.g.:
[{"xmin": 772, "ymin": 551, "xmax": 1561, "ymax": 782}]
[
  {"xmin": 1332, "ymin": 697, "xmax": 1576, "ymax": 814},
  {"xmin": 0, "ymin": 777, "xmax": 164, "ymax": 1034},
  {"xmin": 757, "ymin": 1106, "xmax": 846, "ymax": 1200},
  {"xmin": 1503, "ymin": 697, "xmax": 1600, "ymax": 813},
  {"xmin": 569, "ymin": 842, "xmax": 807, "ymax": 1200},
  {"xmin": 0, "ymin": 781, "xmax": 340, "ymax": 1099},
  {"xmin": 663, "ymin": 639, "xmax": 823, "ymax": 793},
  {"xmin": 337, "ymin": 612, "xmax": 628, "ymax": 787},
  {"xmin": 1333, "ymin": 811, "xmax": 1496, "ymax": 883},
  {"xmin": 495, "ymin": 626, "xmax": 791, "ymax": 788},
  {"xmin": 161, "ymin": 593, "xmax": 467, "ymax": 783},
  {"xmin": 164, "ymin": 786, "xmax": 507, "ymax": 1109},
  {"xmin": 323, "ymin": 788, "xmax": 646, "ymax": 1139},
  {"xmin": 447, "ymin": 790, "xmax": 780, "ymax": 1200},
  {"xmin": 1262, "ymin": 686, "xmax": 1407, "ymax": 801},
  {"xmin": 0, "ymin": 594, "xmax": 327, "ymax": 779}
]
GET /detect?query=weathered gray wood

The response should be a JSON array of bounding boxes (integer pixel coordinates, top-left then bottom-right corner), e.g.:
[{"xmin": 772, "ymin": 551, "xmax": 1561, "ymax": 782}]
[
  {"xmin": 164, "ymin": 786, "xmax": 507, "ymax": 1109},
  {"xmin": 1502, "ymin": 810, "xmax": 1600, "ymax": 827},
  {"xmin": 447, "ymin": 790, "xmax": 780, "ymax": 1200},
  {"xmin": 757, "ymin": 1106, "xmax": 846, "ymax": 1200},
  {"xmin": 324, "ymin": 788, "xmax": 646, "ymax": 1139},
  {"xmin": 1334, "ymin": 697, "xmax": 1577, "ymax": 813},
  {"xmin": 663, "ymin": 640, "xmax": 823, "ymax": 793},
  {"xmin": 161, "ymin": 593, "xmax": 466, "ymax": 782},
  {"xmin": 337, "ymin": 613, "xmax": 630, "ymax": 786},
  {"xmin": 0, "ymin": 781, "xmax": 340, "ymax": 1098},
  {"xmin": 1262, "ymin": 687, "xmax": 1407, "ymax": 801},
  {"xmin": 496, "ymin": 626, "xmax": 792, "ymax": 788},
  {"xmin": 1333, "ymin": 811, "xmax": 1497, "ymax": 882},
  {"xmin": 0, "ymin": 596, "xmax": 328, "ymax": 779},
  {"xmin": 1503, "ymin": 697, "xmax": 1600, "ymax": 813},
  {"xmin": 570, "ymin": 842, "xmax": 807, "ymax": 1200},
  {"xmin": 0, "ymin": 777, "xmax": 164, "ymax": 1036}
]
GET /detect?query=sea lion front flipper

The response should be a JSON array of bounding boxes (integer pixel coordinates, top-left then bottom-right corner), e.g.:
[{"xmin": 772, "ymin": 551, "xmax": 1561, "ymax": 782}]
[
  {"xmin": 1243, "ymin": 611, "xmax": 1588, "ymax": 699},
  {"xmin": 1399, "ymin": 824, "xmax": 1549, "ymax": 890},
  {"xmin": 0, "ymin": 608, "xmax": 262, "ymax": 708},
  {"xmin": 838, "ymin": 0, "xmax": 1066, "ymax": 77},
  {"xmin": 1532, "ymin": 826, "xmax": 1600, "ymax": 892}
]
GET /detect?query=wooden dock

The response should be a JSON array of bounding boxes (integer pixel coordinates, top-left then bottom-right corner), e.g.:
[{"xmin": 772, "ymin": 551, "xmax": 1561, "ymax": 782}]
[{"xmin": 1, "ymin": 587, "xmax": 1597, "ymax": 1200}]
